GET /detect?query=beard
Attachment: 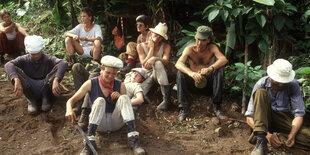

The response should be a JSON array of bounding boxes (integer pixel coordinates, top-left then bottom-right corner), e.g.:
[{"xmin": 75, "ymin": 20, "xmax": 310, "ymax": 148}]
[{"xmin": 271, "ymin": 82, "xmax": 286, "ymax": 92}]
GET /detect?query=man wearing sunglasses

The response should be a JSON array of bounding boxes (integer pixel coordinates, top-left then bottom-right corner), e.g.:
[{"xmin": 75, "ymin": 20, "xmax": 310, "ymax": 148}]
[{"xmin": 175, "ymin": 25, "xmax": 228, "ymax": 121}]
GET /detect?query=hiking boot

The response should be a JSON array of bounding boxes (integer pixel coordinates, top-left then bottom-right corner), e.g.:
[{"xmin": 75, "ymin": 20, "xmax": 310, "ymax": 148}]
[
  {"xmin": 178, "ymin": 108, "xmax": 188, "ymax": 122},
  {"xmin": 251, "ymin": 136, "xmax": 268, "ymax": 155},
  {"xmin": 213, "ymin": 105, "xmax": 227, "ymax": 120},
  {"xmin": 80, "ymin": 135, "xmax": 97, "ymax": 155},
  {"xmin": 120, "ymin": 63, "xmax": 135, "ymax": 74},
  {"xmin": 248, "ymin": 132, "xmax": 257, "ymax": 145},
  {"xmin": 157, "ymin": 85, "xmax": 171, "ymax": 111},
  {"xmin": 78, "ymin": 108, "xmax": 90, "ymax": 131},
  {"xmin": 128, "ymin": 131, "xmax": 145, "ymax": 155}
]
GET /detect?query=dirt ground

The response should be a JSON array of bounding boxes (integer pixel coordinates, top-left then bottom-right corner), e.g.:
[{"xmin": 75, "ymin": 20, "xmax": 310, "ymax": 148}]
[{"xmin": 0, "ymin": 59, "xmax": 309, "ymax": 155}]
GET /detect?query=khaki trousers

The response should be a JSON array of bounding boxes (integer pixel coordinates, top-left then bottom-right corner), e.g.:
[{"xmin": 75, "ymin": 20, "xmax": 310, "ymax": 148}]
[
  {"xmin": 89, "ymin": 95, "xmax": 134, "ymax": 132},
  {"xmin": 253, "ymin": 88, "xmax": 310, "ymax": 150},
  {"xmin": 141, "ymin": 61, "xmax": 169, "ymax": 94}
]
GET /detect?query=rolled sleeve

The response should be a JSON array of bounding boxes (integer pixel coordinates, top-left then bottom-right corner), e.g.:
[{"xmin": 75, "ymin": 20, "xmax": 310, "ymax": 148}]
[{"xmin": 290, "ymin": 80, "xmax": 305, "ymax": 117}]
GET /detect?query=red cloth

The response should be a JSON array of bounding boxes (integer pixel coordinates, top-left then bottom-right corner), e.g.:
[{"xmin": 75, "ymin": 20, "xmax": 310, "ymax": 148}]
[
  {"xmin": 0, "ymin": 31, "xmax": 25, "ymax": 55},
  {"xmin": 98, "ymin": 75, "xmax": 114, "ymax": 96}
]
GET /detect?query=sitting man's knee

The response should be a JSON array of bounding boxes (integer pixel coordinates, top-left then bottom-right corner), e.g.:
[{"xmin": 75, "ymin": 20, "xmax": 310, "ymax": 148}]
[
  {"xmin": 71, "ymin": 63, "xmax": 83, "ymax": 73},
  {"xmin": 254, "ymin": 88, "xmax": 268, "ymax": 97},
  {"xmin": 65, "ymin": 37, "xmax": 72, "ymax": 44},
  {"xmin": 118, "ymin": 95, "xmax": 130, "ymax": 102},
  {"xmin": 93, "ymin": 97, "xmax": 106, "ymax": 106},
  {"xmin": 94, "ymin": 40, "xmax": 101, "ymax": 48}
]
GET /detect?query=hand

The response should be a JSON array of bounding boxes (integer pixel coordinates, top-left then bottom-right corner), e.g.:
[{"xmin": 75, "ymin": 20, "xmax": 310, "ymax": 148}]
[
  {"xmin": 14, "ymin": 78, "xmax": 23, "ymax": 96},
  {"xmin": 189, "ymin": 71, "xmax": 203, "ymax": 83},
  {"xmin": 52, "ymin": 78, "xmax": 61, "ymax": 96},
  {"xmin": 111, "ymin": 91, "xmax": 121, "ymax": 101},
  {"xmin": 73, "ymin": 35, "xmax": 79, "ymax": 40},
  {"xmin": 79, "ymin": 36, "xmax": 87, "ymax": 41},
  {"xmin": 144, "ymin": 57, "xmax": 156, "ymax": 69},
  {"xmin": 65, "ymin": 106, "xmax": 76, "ymax": 124},
  {"xmin": 267, "ymin": 133, "xmax": 282, "ymax": 148},
  {"xmin": 200, "ymin": 67, "xmax": 213, "ymax": 75},
  {"xmin": 285, "ymin": 133, "xmax": 295, "ymax": 147}
]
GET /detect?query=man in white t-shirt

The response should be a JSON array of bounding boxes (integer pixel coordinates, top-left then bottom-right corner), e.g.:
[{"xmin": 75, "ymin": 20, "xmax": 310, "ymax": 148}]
[{"xmin": 65, "ymin": 7, "xmax": 103, "ymax": 64}]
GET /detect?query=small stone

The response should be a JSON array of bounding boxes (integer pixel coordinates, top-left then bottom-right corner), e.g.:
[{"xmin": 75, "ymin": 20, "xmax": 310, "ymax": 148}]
[
  {"xmin": 233, "ymin": 121, "xmax": 240, "ymax": 128},
  {"xmin": 211, "ymin": 117, "xmax": 220, "ymax": 125},
  {"xmin": 157, "ymin": 137, "xmax": 160, "ymax": 139},
  {"xmin": 215, "ymin": 127, "xmax": 223, "ymax": 137},
  {"xmin": 228, "ymin": 124, "xmax": 234, "ymax": 129}
]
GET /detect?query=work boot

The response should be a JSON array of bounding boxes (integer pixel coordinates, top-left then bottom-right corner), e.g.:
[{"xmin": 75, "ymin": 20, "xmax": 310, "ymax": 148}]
[
  {"xmin": 213, "ymin": 104, "xmax": 227, "ymax": 120},
  {"xmin": 80, "ymin": 135, "xmax": 97, "ymax": 155},
  {"xmin": 128, "ymin": 131, "xmax": 145, "ymax": 155},
  {"xmin": 120, "ymin": 63, "xmax": 135, "ymax": 74},
  {"xmin": 157, "ymin": 85, "xmax": 171, "ymax": 111},
  {"xmin": 23, "ymin": 88, "xmax": 38, "ymax": 114},
  {"xmin": 178, "ymin": 108, "xmax": 188, "ymax": 122},
  {"xmin": 42, "ymin": 85, "xmax": 52, "ymax": 112},
  {"xmin": 78, "ymin": 108, "xmax": 91, "ymax": 131},
  {"xmin": 251, "ymin": 136, "xmax": 268, "ymax": 155}
]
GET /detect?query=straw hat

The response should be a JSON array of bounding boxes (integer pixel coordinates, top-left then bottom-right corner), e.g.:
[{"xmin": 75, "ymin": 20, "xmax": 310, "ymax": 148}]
[
  {"xmin": 267, "ymin": 59, "xmax": 295, "ymax": 83},
  {"xmin": 149, "ymin": 22, "xmax": 168, "ymax": 40}
]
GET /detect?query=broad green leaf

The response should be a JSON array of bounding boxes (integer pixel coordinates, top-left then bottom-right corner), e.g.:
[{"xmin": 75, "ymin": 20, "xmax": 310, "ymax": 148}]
[
  {"xmin": 296, "ymin": 67, "xmax": 310, "ymax": 75},
  {"xmin": 181, "ymin": 29, "xmax": 195, "ymax": 37},
  {"xmin": 248, "ymin": 29, "xmax": 260, "ymax": 37},
  {"xmin": 202, "ymin": 5, "xmax": 215, "ymax": 14},
  {"xmin": 223, "ymin": 3, "xmax": 232, "ymax": 9},
  {"xmin": 245, "ymin": 20, "xmax": 257, "ymax": 30},
  {"xmin": 242, "ymin": 7, "xmax": 252, "ymax": 15},
  {"xmin": 236, "ymin": 74, "xmax": 244, "ymax": 81},
  {"xmin": 176, "ymin": 40, "xmax": 195, "ymax": 57},
  {"xmin": 217, "ymin": 0, "xmax": 224, "ymax": 5},
  {"xmin": 254, "ymin": 65, "xmax": 262, "ymax": 70},
  {"xmin": 220, "ymin": 10, "xmax": 229, "ymax": 22},
  {"xmin": 262, "ymin": 33, "xmax": 269, "ymax": 42},
  {"xmin": 246, "ymin": 61, "xmax": 252, "ymax": 66},
  {"xmin": 226, "ymin": 22, "xmax": 236, "ymax": 49},
  {"xmin": 235, "ymin": 62, "xmax": 245, "ymax": 68},
  {"xmin": 273, "ymin": 15, "xmax": 285, "ymax": 31},
  {"xmin": 253, "ymin": 0, "xmax": 275, "ymax": 6},
  {"xmin": 256, "ymin": 14, "xmax": 267, "ymax": 28},
  {"xmin": 258, "ymin": 39, "xmax": 268, "ymax": 53},
  {"xmin": 189, "ymin": 21, "xmax": 202, "ymax": 28},
  {"xmin": 285, "ymin": 18, "xmax": 294, "ymax": 30},
  {"xmin": 247, "ymin": 36, "xmax": 256, "ymax": 45},
  {"xmin": 176, "ymin": 36, "xmax": 192, "ymax": 47},
  {"xmin": 232, "ymin": 8, "xmax": 242, "ymax": 17},
  {"xmin": 208, "ymin": 8, "xmax": 220, "ymax": 22}
]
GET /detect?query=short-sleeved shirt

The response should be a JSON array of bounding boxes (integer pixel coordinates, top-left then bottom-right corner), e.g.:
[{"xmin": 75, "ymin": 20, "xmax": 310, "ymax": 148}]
[
  {"xmin": 124, "ymin": 72, "xmax": 143, "ymax": 99},
  {"xmin": 67, "ymin": 24, "xmax": 103, "ymax": 48},
  {"xmin": 245, "ymin": 76, "xmax": 305, "ymax": 117}
]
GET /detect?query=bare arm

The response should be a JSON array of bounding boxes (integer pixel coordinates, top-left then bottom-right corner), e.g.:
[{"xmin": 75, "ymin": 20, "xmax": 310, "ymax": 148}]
[
  {"xmin": 209, "ymin": 44, "xmax": 228, "ymax": 69},
  {"xmin": 16, "ymin": 23, "xmax": 28, "ymax": 36},
  {"xmin": 0, "ymin": 22, "xmax": 15, "ymax": 33},
  {"xmin": 65, "ymin": 80, "xmax": 91, "ymax": 123},
  {"xmin": 131, "ymin": 92, "xmax": 144, "ymax": 106},
  {"xmin": 286, "ymin": 116, "xmax": 303, "ymax": 147},
  {"xmin": 65, "ymin": 32, "xmax": 79, "ymax": 40},
  {"xmin": 137, "ymin": 43, "xmax": 147, "ymax": 65},
  {"xmin": 137, "ymin": 34, "xmax": 142, "ymax": 44}
]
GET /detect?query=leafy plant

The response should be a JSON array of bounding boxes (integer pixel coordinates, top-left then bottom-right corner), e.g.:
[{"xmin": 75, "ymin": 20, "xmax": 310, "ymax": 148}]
[
  {"xmin": 225, "ymin": 61, "xmax": 266, "ymax": 97},
  {"xmin": 295, "ymin": 67, "xmax": 310, "ymax": 114}
]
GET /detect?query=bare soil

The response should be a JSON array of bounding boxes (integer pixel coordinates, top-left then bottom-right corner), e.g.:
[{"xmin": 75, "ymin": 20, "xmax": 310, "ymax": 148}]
[{"xmin": 0, "ymin": 61, "xmax": 309, "ymax": 155}]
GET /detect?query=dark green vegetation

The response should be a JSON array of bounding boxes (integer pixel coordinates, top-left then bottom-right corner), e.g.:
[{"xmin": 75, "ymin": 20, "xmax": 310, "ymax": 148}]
[{"xmin": 1, "ymin": 0, "xmax": 310, "ymax": 113}]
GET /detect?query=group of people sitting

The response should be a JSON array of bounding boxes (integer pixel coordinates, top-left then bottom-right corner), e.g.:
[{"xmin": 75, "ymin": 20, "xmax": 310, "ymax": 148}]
[{"xmin": 2, "ymin": 7, "xmax": 310, "ymax": 155}]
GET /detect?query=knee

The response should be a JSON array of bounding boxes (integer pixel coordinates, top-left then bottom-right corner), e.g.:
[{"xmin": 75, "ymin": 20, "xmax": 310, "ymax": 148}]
[
  {"xmin": 254, "ymin": 88, "xmax": 268, "ymax": 98},
  {"xmin": 71, "ymin": 63, "xmax": 83, "ymax": 73},
  {"xmin": 65, "ymin": 37, "xmax": 72, "ymax": 44},
  {"xmin": 118, "ymin": 95, "xmax": 130, "ymax": 102},
  {"xmin": 93, "ymin": 40, "xmax": 101, "ymax": 48},
  {"xmin": 154, "ymin": 61, "xmax": 164, "ymax": 70},
  {"xmin": 93, "ymin": 97, "xmax": 106, "ymax": 107}
]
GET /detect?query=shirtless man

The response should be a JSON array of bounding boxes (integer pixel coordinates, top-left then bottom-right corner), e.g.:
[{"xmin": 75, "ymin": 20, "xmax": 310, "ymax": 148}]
[{"xmin": 175, "ymin": 25, "xmax": 228, "ymax": 121}]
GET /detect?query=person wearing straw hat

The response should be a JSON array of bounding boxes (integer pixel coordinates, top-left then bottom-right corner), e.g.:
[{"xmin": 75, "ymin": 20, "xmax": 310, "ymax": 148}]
[
  {"xmin": 4, "ymin": 35, "xmax": 68, "ymax": 114},
  {"xmin": 64, "ymin": 7, "xmax": 103, "ymax": 65},
  {"xmin": 137, "ymin": 22, "xmax": 172, "ymax": 112},
  {"xmin": 245, "ymin": 59, "xmax": 310, "ymax": 155},
  {"xmin": 65, "ymin": 55, "xmax": 145, "ymax": 155},
  {"xmin": 175, "ymin": 25, "xmax": 228, "ymax": 121}
]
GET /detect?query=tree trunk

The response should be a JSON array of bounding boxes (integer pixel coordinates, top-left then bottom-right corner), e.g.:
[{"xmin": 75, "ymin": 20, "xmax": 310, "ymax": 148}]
[
  {"xmin": 241, "ymin": 37, "xmax": 249, "ymax": 115},
  {"xmin": 68, "ymin": 0, "xmax": 78, "ymax": 27}
]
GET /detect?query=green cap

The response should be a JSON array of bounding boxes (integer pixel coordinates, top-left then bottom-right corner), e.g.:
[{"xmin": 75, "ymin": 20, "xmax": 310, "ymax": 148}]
[{"xmin": 195, "ymin": 26, "xmax": 213, "ymax": 40}]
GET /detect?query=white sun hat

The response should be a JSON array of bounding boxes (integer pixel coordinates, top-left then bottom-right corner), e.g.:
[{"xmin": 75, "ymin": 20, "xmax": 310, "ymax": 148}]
[
  {"xmin": 149, "ymin": 22, "xmax": 168, "ymax": 40},
  {"xmin": 24, "ymin": 35, "xmax": 44, "ymax": 54},
  {"xmin": 131, "ymin": 68, "xmax": 148, "ymax": 79},
  {"xmin": 100, "ymin": 55, "xmax": 123, "ymax": 69},
  {"xmin": 267, "ymin": 59, "xmax": 295, "ymax": 83}
]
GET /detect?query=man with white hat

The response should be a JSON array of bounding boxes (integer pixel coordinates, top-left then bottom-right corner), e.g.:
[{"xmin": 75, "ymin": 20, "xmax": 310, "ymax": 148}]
[
  {"xmin": 175, "ymin": 25, "xmax": 228, "ymax": 121},
  {"xmin": 137, "ymin": 22, "xmax": 172, "ymax": 112},
  {"xmin": 4, "ymin": 35, "xmax": 68, "ymax": 114},
  {"xmin": 65, "ymin": 55, "xmax": 145, "ymax": 155},
  {"xmin": 245, "ymin": 59, "xmax": 310, "ymax": 155}
]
